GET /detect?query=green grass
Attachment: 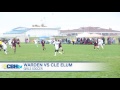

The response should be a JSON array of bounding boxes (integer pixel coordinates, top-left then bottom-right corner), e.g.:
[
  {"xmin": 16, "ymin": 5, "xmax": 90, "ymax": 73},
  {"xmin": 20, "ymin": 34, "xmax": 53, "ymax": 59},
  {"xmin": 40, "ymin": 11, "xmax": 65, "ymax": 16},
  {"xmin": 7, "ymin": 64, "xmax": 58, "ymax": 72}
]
[{"xmin": 0, "ymin": 43, "xmax": 120, "ymax": 78}]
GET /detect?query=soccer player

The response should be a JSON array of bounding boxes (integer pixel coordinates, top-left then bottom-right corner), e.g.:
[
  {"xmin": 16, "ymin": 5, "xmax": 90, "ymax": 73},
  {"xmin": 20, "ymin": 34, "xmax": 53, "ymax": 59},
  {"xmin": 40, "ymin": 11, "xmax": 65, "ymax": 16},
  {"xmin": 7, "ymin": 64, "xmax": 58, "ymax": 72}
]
[
  {"xmin": 11, "ymin": 38, "xmax": 17, "ymax": 53},
  {"xmin": 98, "ymin": 38, "xmax": 104, "ymax": 49},
  {"xmin": 93, "ymin": 38, "xmax": 98, "ymax": 50},
  {"xmin": 8, "ymin": 39, "xmax": 12, "ymax": 48},
  {"xmin": 1, "ymin": 41, "xmax": 7, "ymax": 54},
  {"xmin": 58, "ymin": 39, "xmax": 64, "ymax": 54},
  {"xmin": 41, "ymin": 40, "xmax": 46, "ymax": 50},
  {"xmin": 118, "ymin": 37, "xmax": 120, "ymax": 44},
  {"xmin": 16, "ymin": 38, "xmax": 21, "ymax": 47},
  {"xmin": 53, "ymin": 39, "xmax": 61, "ymax": 56},
  {"xmin": 33, "ymin": 39, "xmax": 38, "ymax": 47}
]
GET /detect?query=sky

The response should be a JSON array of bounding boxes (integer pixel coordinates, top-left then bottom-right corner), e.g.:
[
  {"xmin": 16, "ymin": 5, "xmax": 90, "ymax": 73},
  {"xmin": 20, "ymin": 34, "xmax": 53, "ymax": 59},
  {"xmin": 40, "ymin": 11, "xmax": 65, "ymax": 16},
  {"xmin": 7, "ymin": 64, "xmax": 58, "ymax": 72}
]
[{"xmin": 0, "ymin": 12, "xmax": 120, "ymax": 33}]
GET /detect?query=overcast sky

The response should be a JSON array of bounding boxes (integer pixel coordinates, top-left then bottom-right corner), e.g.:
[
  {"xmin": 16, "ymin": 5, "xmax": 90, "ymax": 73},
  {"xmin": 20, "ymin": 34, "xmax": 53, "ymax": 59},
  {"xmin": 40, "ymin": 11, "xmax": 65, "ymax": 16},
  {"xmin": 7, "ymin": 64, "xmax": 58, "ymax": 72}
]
[{"xmin": 0, "ymin": 12, "xmax": 120, "ymax": 33}]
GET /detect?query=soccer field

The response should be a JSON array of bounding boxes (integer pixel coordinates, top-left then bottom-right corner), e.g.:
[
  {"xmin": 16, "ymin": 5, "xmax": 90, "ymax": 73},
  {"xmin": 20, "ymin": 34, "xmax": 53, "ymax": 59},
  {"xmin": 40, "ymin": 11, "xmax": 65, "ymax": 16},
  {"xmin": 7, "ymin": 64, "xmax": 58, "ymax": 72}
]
[{"xmin": 0, "ymin": 43, "xmax": 120, "ymax": 78}]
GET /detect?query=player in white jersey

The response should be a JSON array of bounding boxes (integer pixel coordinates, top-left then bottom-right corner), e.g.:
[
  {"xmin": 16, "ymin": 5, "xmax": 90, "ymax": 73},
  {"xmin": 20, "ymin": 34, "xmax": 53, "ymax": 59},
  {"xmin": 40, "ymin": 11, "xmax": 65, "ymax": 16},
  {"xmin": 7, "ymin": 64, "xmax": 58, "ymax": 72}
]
[
  {"xmin": 33, "ymin": 39, "xmax": 38, "ymax": 47},
  {"xmin": 1, "ymin": 41, "xmax": 7, "ymax": 54},
  {"xmin": 98, "ymin": 38, "xmax": 104, "ymax": 49},
  {"xmin": 53, "ymin": 39, "xmax": 62, "ymax": 56},
  {"xmin": 8, "ymin": 39, "xmax": 12, "ymax": 48}
]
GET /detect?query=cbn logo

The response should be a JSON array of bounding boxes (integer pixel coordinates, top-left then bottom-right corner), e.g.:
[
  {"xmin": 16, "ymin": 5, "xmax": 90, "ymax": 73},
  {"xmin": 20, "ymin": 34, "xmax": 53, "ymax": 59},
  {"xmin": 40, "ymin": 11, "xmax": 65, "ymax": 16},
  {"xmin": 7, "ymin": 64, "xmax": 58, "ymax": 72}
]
[{"xmin": 2, "ymin": 64, "xmax": 22, "ymax": 69}]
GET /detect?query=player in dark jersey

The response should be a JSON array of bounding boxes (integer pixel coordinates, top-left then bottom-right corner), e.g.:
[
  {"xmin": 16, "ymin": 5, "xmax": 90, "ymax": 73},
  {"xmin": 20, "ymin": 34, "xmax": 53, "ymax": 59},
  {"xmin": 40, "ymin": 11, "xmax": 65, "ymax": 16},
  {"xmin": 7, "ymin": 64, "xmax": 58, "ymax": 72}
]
[
  {"xmin": 16, "ymin": 38, "xmax": 21, "ymax": 47},
  {"xmin": 58, "ymin": 40, "xmax": 64, "ymax": 54},
  {"xmin": 41, "ymin": 40, "xmax": 46, "ymax": 50},
  {"xmin": 93, "ymin": 38, "xmax": 98, "ymax": 50},
  {"xmin": 11, "ymin": 38, "xmax": 17, "ymax": 53}
]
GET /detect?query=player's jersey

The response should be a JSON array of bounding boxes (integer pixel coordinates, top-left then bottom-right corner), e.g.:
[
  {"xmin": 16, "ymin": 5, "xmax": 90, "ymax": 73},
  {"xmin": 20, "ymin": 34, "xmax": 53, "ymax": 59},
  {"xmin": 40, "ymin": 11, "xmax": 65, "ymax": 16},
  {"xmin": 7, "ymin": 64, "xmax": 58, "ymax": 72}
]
[
  {"xmin": 93, "ymin": 38, "xmax": 98, "ymax": 46},
  {"xmin": 98, "ymin": 39, "xmax": 103, "ymax": 45},
  {"xmin": 2, "ymin": 42, "xmax": 7, "ymax": 49},
  {"xmin": 53, "ymin": 41, "xmax": 60, "ymax": 50},
  {"xmin": 17, "ymin": 39, "xmax": 20, "ymax": 44},
  {"xmin": 59, "ymin": 42, "xmax": 62, "ymax": 48},
  {"xmin": 12, "ymin": 39, "xmax": 17, "ymax": 47},
  {"xmin": 8, "ymin": 39, "xmax": 12, "ymax": 45},
  {"xmin": 34, "ymin": 40, "xmax": 37, "ymax": 44},
  {"xmin": 41, "ymin": 40, "xmax": 45, "ymax": 46}
]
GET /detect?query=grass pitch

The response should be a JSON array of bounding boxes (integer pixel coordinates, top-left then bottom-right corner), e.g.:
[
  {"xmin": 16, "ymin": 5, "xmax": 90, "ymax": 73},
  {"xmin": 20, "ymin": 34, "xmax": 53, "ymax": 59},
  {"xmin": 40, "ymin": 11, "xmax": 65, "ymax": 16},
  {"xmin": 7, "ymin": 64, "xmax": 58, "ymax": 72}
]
[{"xmin": 0, "ymin": 43, "xmax": 120, "ymax": 78}]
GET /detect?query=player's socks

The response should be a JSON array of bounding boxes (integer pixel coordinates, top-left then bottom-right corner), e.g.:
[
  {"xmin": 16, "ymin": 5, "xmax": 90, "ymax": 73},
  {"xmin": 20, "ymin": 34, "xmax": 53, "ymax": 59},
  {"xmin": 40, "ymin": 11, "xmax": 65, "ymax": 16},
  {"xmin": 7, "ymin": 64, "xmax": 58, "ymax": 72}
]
[{"xmin": 62, "ymin": 50, "xmax": 64, "ymax": 53}]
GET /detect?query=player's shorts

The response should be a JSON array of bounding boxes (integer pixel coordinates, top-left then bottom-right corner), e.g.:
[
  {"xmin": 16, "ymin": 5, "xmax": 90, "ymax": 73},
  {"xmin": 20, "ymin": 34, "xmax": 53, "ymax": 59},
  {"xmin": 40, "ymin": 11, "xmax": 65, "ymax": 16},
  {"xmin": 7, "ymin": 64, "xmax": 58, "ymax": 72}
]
[
  {"xmin": 55, "ymin": 47, "xmax": 59, "ymax": 50},
  {"xmin": 12, "ymin": 44, "xmax": 16, "ymax": 47},
  {"xmin": 17, "ymin": 42, "xmax": 20, "ymax": 44},
  {"xmin": 94, "ymin": 42, "xmax": 98, "ymax": 46},
  {"xmin": 42, "ymin": 44, "xmax": 45, "ymax": 46}
]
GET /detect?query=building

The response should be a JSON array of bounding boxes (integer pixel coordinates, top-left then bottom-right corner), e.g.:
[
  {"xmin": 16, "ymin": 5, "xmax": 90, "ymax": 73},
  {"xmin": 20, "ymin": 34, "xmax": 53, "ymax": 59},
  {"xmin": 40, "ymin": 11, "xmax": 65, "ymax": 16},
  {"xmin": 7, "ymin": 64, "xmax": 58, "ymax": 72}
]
[
  {"xmin": 60, "ymin": 27, "xmax": 120, "ymax": 36},
  {"xmin": 25, "ymin": 27, "xmax": 61, "ymax": 37},
  {"xmin": 3, "ymin": 26, "xmax": 61, "ymax": 42},
  {"xmin": 3, "ymin": 26, "xmax": 120, "ymax": 42}
]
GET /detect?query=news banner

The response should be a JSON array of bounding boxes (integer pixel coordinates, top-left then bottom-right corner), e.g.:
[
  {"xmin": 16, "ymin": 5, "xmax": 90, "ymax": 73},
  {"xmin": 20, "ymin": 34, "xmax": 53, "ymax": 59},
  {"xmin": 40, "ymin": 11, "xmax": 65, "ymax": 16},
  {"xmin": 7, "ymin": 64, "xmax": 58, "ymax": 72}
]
[{"xmin": 0, "ymin": 62, "xmax": 106, "ymax": 71}]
